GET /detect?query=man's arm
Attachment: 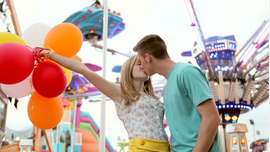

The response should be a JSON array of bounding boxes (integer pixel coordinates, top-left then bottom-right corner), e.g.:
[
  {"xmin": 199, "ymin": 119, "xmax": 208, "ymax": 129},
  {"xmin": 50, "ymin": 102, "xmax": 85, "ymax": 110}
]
[
  {"xmin": 192, "ymin": 98, "xmax": 220, "ymax": 152},
  {"xmin": 181, "ymin": 66, "xmax": 220, "ymax": 151}
]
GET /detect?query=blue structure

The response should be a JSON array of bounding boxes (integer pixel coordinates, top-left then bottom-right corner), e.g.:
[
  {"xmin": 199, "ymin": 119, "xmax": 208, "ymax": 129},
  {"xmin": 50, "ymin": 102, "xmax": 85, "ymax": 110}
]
[
  {"xmin": 112, "ymin": 65, "xmax": 122, "ymax": 73},
  {"xmin": 180, "ymin": 50, "xmax": 192, "ymax": 57},
  {"xmin": 192, "ymin": 35, "xmax": 237, "ymax": 71},
  {"xmin": 63, "ymin": 6, "xmax": 125, "ymax": 42}
]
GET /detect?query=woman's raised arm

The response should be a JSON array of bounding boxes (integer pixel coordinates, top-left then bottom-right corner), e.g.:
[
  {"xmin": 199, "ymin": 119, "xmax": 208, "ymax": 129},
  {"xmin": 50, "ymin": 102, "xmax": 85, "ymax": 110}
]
[{"xmin": 43, "ymin": 50, "xmax": 122, "ymax": 102}]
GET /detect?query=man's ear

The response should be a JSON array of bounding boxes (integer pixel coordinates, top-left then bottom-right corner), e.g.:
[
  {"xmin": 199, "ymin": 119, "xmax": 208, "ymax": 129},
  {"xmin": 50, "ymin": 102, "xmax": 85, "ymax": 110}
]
[{"xmin": 145, "ymin": 53, "xmax": 152, "ymax": 63}]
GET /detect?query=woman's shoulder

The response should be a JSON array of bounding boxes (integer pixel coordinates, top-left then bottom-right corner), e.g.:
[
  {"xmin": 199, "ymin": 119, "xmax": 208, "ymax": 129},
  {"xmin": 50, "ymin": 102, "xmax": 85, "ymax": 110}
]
[{"xmin": 113, "ymin": 98, "xmax": 124, "ymax": 105}]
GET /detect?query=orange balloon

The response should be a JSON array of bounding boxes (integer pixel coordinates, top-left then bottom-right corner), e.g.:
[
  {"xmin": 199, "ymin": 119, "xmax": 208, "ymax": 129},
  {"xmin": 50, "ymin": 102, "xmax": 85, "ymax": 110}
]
[
  {"xmin": 43, "ymin": 23, "xmax": 83, "ymax": 58},
  {"xmin": 28, "ymin": 91, "xmax": 64, "ymax": 129}
]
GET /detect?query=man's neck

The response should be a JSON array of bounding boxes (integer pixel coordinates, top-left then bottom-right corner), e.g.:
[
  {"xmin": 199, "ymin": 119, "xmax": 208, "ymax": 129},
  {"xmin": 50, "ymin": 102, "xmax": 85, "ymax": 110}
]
[{"xmin": 154, "ymin": 58, "xmax": 176, "ymax": 77}]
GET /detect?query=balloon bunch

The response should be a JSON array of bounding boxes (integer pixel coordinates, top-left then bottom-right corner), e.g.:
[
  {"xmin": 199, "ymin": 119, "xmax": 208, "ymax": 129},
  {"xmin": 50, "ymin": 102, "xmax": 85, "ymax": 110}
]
[
  {"xmin": 31, "ymin": 47, "xmax": 67, "ymax": 98},
  {"xmin": 0, "ymin": 22, "xmax": 83, "ymax": 130}
]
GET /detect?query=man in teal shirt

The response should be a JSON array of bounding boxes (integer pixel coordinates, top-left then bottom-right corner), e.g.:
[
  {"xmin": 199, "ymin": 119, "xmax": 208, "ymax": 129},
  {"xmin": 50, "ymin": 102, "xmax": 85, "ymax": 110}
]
[{"xmin": 134, "ymin": 34, "xmax": 221, "ymax": 152}]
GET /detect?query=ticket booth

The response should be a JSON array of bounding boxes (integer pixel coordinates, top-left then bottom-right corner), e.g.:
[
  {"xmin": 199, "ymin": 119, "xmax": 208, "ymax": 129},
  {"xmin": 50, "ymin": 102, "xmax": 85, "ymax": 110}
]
[{"xmin": 226, "ymin": 123, "xmax": 249, "ymax": 152}]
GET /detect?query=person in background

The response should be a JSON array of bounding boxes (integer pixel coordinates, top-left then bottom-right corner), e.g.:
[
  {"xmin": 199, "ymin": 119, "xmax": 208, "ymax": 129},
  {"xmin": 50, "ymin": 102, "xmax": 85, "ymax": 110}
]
[
  {"xmin": 39, "ymin": 49, "xmax": 170, "ymax": 152},
  {"xmin": 90, "ymin": 0, "xmax": 101, "ymax": 8},
  {"xmin": 115, "ymin": 77, "xmax": 120, "ymax": 84}
]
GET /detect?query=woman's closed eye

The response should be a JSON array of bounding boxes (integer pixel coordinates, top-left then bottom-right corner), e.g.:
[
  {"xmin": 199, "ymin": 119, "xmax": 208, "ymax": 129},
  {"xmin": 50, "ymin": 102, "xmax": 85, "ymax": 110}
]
[
  {"xmin": 135, "ymin": 61, "xmax": 141, "ymax": 65},
  {"xmin": 136, "ymin": 59, "xmax": 141, "ymax": 65}
]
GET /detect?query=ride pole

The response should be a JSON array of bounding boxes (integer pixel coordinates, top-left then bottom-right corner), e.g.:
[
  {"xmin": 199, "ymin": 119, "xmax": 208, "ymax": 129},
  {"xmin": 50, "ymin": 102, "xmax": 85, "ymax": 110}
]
[{"xmin": 99, "ymin": 0, "xmax": 108, "ymax": 151}]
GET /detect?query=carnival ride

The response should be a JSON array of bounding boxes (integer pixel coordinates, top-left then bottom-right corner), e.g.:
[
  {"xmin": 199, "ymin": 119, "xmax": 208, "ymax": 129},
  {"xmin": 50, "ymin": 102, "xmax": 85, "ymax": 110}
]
[
  {"xmin": 181, "ymin": 0, "xmax": 269, "ymax": 151},
  {"xmin": 182, "ymin": 0, "xmax": 269, "ymax": 112},
  {"xmin": 250, "ymin": 138, "xmax": 269, "ymax": 152},
  {"xmin": 63, "ymin": 1, "xmax": 131, "ymax": 58},
  {"xmin": 63, "ymin": 5, "xmax": 125, "ymax": 42}
]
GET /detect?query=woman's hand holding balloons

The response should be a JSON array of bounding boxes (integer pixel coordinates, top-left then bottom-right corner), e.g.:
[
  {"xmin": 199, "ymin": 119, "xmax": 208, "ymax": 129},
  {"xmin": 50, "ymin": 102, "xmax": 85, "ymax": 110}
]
[
  {"xmin": 40, "ymin": 48, "xmax": 54, "ymax": 58},
  {"xmin": 0, "ymin": 22, "xmax": 83, "ymax": 130},
  {"xmin": 32, "ymin": 47, "xmax": 54, "ymax": 63}
]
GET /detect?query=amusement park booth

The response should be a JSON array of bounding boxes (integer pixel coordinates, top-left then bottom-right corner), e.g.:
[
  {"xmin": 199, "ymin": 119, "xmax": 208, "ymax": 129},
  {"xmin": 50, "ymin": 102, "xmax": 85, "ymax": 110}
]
[{"xmin": 226, "ymin": 123, "xmax": 249, "ymax": 152}]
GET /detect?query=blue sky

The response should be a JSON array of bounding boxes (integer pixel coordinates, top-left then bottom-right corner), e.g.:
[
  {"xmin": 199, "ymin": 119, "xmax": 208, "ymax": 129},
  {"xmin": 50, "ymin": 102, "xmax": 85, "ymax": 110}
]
[{"xmin": 6, "ymin": 0, "xmax": 269, "ymax": 151}]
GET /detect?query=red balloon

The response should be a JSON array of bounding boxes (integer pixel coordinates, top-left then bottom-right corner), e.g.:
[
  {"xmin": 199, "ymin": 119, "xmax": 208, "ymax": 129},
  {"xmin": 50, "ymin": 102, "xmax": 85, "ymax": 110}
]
[
  {"xmin": 32, "ymin": 61, "xmax": 67, "ymax": 98},
  {"xmin": 28, "ymin": 91, "xmax": 63, "ymax": 129},
  {"xmin": 0, "ymin": 42, "xmax": 34, "ymax": 84}
]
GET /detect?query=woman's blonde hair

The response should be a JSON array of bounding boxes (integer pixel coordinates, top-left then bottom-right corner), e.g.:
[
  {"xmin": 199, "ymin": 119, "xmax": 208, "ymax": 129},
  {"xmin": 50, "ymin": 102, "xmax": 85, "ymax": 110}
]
[{"xmin": 120, "ymin": 55, "xmax": 159, "ymax": 106}]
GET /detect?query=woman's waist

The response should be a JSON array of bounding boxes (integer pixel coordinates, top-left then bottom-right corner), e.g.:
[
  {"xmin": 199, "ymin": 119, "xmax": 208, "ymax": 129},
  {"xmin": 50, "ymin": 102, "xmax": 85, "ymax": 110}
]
[
  {"xmin": 129, "ymin": 138, "xmax": 169, "ymax": 144},
  {"xmin": 127, "ymin": 131, "xmax": 168, "ymax": 141}
]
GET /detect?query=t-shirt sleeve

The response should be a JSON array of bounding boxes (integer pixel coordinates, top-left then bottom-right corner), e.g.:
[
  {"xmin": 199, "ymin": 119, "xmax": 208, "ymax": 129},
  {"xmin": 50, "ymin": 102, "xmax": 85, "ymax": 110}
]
[{"xmin": 181, "ymin": 66, "xmax": 213, "ymax": 106}]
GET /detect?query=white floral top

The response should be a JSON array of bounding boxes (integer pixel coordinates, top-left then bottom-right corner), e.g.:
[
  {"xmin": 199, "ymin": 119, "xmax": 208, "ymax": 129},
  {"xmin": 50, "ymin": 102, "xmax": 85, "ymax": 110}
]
[{"xmin": 114, "ymin": 95, "xmax": 168, "ymax": 141}]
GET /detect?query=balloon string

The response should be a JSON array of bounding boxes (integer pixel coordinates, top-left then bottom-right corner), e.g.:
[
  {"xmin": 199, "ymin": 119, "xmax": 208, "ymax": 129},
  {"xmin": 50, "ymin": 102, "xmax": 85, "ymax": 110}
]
[
  {"xmin": 30, "ymin": 98, "xmax": 34, "ymax": 110},
  {"xmin": 28, "ymin": 92, "xmax": 34, "ymax": 110},
  {"xmin": 28, "ymin": 78, "xmax": 34, "ymax": 109},
  {"xmin": 26, "ymin": 45, "xmax": 33, "ymax": 50},
  {"xmin": 29, "ymin": 78, "xmax": 34, "ymax": 94}
]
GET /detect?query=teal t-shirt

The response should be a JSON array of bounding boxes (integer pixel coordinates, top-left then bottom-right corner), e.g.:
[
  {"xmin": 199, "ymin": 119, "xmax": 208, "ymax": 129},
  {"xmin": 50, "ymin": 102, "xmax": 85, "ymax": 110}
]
[{"xmin": 163, "ymin": 62, "xmax": 221, "ymax": 152}]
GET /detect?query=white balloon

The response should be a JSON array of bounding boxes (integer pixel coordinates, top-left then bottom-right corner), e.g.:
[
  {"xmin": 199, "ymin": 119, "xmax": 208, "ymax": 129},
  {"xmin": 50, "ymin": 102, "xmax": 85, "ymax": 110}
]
[
  {"xmin": 22, "ymin": 23, "xmax": 51, "ymax": 48},
  {"xmin": 1, "ymin": 72, "xmax": 35, "ymax": 98}
]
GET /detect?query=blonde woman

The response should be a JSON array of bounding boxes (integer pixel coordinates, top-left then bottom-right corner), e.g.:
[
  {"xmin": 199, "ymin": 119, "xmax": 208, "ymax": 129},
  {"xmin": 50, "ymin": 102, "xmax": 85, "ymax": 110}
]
[{"xmin": 40, "ymin": 50, "xmax": 170, "ymax": 152}]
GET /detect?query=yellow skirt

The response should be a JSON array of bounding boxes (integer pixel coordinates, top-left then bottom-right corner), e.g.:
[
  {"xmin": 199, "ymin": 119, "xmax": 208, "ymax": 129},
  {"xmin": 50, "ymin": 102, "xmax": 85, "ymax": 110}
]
[{"xmin": 128, "ymin": 138, "xmax": 170, "ymax": 152}]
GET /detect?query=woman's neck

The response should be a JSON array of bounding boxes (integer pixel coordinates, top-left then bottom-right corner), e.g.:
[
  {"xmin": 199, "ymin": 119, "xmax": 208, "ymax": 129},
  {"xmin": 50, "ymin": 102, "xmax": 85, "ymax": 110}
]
[{"xmin": 132, "ymin": 79, "xmax": 145, "ymax": 93}]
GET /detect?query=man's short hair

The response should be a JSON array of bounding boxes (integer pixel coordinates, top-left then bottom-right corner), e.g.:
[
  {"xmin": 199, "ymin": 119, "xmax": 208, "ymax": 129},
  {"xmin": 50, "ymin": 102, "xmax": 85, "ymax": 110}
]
[{"xmin": 133, "ymin": 34, "xmax": 169, "ymax": 59}]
